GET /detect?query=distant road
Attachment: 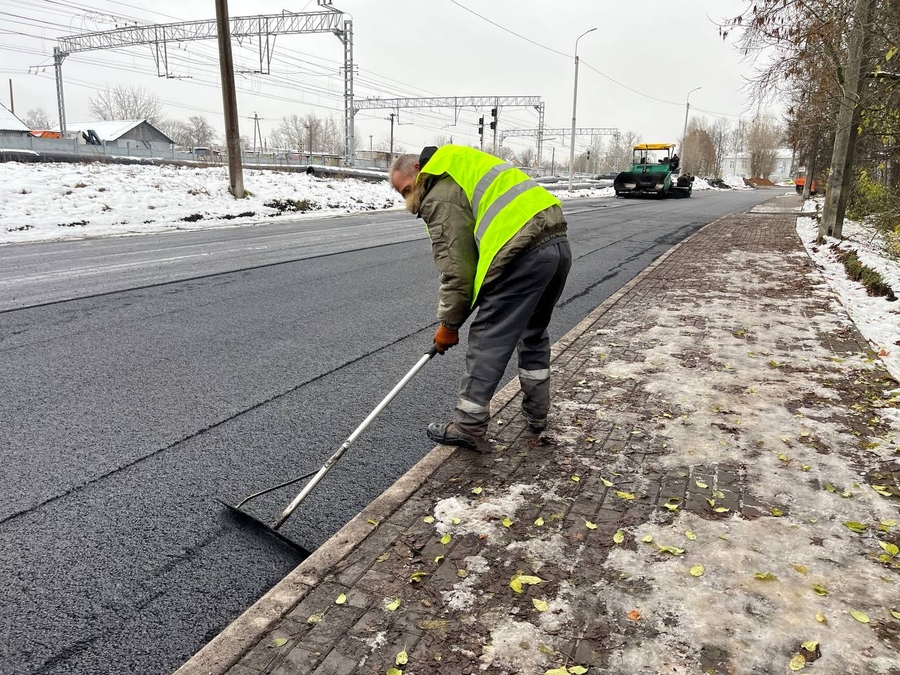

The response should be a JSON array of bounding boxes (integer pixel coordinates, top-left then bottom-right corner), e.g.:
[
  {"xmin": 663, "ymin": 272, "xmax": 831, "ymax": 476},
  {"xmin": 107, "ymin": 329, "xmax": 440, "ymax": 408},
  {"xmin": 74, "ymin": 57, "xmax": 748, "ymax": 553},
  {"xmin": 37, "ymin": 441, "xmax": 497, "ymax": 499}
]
[{"xmin": 0, "ymin": 189, "xmax": 777, "ymax": 675}]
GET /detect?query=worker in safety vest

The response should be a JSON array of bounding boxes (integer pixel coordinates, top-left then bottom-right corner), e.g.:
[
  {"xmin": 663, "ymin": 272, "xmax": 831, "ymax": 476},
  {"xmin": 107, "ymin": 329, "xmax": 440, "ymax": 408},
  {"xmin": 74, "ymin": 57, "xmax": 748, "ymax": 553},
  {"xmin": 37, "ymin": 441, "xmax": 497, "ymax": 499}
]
[{"xmin": 390, "ymin": 145, "xmax": 572, "ymax": 453}]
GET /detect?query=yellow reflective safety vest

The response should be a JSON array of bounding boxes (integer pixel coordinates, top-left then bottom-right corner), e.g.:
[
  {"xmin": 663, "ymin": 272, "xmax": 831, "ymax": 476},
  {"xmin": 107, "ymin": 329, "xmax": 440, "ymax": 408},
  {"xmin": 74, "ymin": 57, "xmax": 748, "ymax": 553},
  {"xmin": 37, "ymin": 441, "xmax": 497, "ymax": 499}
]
[{"xmin": 417, "ymin": 145, "xmax": 560, "ymax": 303}]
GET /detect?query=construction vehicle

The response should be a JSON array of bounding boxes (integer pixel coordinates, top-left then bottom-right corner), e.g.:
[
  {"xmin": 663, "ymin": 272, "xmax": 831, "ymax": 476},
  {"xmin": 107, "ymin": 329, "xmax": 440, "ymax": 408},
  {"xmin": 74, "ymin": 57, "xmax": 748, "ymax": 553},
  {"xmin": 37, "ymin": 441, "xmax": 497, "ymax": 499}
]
[
  {"xmin": 793, "ymin": 168, "xmax": 817, "ymax": 195},
  {"xmin": 614, "ymin": 143, "xmax": 693, "ymax": 198}
]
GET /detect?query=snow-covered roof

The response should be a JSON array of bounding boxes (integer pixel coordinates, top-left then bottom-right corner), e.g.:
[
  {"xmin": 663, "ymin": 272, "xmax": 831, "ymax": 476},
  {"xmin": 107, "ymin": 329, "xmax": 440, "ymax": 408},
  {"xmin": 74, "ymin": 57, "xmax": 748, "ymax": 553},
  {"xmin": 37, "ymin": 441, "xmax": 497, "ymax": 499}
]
[
  {"xmin": 51, "ymin": 119, "xmax": 146, "ymax": 141},
  {"xmin": 0, "ymin": 103, "xmax": 29, "ymax": 133}
]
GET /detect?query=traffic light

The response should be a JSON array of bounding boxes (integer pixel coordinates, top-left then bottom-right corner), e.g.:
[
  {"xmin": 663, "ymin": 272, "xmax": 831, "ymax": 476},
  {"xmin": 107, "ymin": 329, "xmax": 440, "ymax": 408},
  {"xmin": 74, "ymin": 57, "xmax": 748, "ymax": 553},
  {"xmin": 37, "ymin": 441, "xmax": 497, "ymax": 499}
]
[
  {"xmin": 490, "ymin": 120, "xmax": 497, "ymax": 131},
  {"xmin": 586, "ymin": 150, "xmax": 591, "ymax": 161},
  {"xmin": 478, "ymin": 117, "xmax": 484, "ymax": 135},
  {"xmin": 491, "ymin": 107, "xmax": 497, "ymax": 118}
]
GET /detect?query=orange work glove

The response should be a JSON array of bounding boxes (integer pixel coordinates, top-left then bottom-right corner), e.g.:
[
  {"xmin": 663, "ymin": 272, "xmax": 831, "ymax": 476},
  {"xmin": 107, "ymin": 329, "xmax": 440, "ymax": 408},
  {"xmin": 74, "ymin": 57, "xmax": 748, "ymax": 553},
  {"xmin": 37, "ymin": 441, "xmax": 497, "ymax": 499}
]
[{"xmin": 433, "ymin": 325, "xmax": 459, "ymax": 354}]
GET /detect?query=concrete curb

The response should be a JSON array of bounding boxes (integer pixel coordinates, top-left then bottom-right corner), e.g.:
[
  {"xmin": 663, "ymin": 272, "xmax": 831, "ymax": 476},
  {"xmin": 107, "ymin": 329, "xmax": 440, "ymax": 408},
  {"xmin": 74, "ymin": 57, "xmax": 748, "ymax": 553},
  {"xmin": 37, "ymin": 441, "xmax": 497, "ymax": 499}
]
[{"xmin": 173, "ymin": 210, "xmax": 736, "ymax": 675}]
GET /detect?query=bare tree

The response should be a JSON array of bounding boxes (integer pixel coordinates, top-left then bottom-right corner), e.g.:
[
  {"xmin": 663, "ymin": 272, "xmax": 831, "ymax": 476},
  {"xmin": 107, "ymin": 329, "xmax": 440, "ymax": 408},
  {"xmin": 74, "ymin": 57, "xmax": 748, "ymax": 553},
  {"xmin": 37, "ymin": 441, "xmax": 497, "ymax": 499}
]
[
  {"xmin": 709, "ymin": 118, "xmax": 732, "ymax": 177},
  {"xmin": 88, "ymin": 84, "xmax": 163, "ymax": 124},
  {"xmin": 746, "ymin": 116, "xmax": 782, "ymax": 179},
  {"xmin": 187, "ymin": 116, "xmax": 217, "ymax": 147},
  {"xmin": 270, "ymin": 114, "xmax": 306, "ymax": 152},
  {"xmin": 159, "ymin": 119, "xmax": 191, "ymax": 146},
  {"xmin": 23, "ymin": 107, "xmax": 51, "ymax": 130},
  {"xmin": 518, "ymin": 146, "xmax": 536, "ymax": 169}
]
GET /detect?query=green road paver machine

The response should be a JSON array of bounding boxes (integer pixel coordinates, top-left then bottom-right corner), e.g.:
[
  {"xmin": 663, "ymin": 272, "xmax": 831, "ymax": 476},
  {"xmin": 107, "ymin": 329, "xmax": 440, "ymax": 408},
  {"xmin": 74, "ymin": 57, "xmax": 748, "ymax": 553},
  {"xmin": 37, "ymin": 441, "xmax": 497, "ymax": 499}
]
[{"xmin": 614, "ymin": 143, "xmax": 694, "ymax": 198}]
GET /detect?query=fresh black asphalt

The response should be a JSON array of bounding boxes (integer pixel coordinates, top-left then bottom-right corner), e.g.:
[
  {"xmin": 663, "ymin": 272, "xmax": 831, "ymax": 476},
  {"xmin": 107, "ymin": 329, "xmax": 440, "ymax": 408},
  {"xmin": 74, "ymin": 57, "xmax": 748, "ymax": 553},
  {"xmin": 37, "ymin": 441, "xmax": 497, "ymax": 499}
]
[{"xmin": 0, "ymin": 189, "xmax": 776, "ymax": 674}]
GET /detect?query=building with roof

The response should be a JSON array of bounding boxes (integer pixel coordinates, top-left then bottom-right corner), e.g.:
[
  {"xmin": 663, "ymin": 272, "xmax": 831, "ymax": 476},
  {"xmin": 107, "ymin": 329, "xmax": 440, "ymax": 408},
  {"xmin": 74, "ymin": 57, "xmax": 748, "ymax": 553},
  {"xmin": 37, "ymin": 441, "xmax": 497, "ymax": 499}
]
[
  {"xmin": 52, "ymin": 119, "xmax": 175, "ymax": 152},
  {"xmin": 0, "ymin": 103, "xmax": 31, "ymax": 138},
  {"xmin": 721, "ymin": 148, "xmax": 796, "ymax": 183}
]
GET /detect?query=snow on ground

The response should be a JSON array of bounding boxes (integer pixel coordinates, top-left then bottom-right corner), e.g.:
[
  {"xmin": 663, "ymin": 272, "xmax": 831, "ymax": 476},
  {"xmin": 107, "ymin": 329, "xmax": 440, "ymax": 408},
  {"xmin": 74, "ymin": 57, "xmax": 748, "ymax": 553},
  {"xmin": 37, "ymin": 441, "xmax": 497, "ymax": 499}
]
[
  {"xmin": 797, "ymin": 199, "xmax": 900, "ymax": 381},
  {"xmin": 0, "ymin": 162, "xmax": 626, "ymax": 245},
  {"xmin": 722, "ymin": 174, "xmax": 755, "ymax": 189},
  {"xmin": 0, "ymin": 161, "xmax": 406, "ymax": 244}
]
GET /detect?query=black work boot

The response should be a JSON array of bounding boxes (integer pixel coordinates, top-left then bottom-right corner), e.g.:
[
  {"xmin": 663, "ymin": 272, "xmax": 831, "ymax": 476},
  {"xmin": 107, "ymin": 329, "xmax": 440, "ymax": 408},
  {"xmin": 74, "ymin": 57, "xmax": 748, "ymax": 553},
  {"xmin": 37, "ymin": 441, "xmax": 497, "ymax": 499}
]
[
  {"xmin": 525, "ymin": 415, "xmax": 547, "ymax": 433},
  {"xmin": 427, "ymin": 422, "xmax": 491, "ymax": 453}
]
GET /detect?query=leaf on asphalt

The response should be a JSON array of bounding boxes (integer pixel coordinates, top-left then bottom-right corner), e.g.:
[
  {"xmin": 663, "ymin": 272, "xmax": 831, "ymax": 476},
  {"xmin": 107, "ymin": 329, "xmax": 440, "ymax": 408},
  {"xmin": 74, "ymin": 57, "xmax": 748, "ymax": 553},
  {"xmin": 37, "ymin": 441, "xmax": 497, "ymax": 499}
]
[
  {"xmin": 626, "ymin": 609, "xmax": 641, "ymax": 621},
  {"xmin": 658, "ymin": 545, "xmax": 685, "ymax": 555},
  {"xmin": 335, "ymin": 593, "xmax": 347, "ymax": 605},
  {"xmin": 307, "ymin": 613, "xmax": 323, "ymax": 624},
  {"xmin": 801, "ymin": 465, "xmax": 811, "ymax": 472},
  {"xmin": 472, "ymin": 486, "xmax": 483, "ymax": 495},
  {"xmin": 812, "ymin": 584, "xmax": 829, "ymax": 596},
  {"xmin": 793, "ymin": 565, "xmax": 808, "ymax": 575},
  {"xmin": 440, "ymin": 533, "xmax": 452, "ymax": 545},
  {"xmin": 532, "ymin": 598, "xmax": 549, "ymax": 612},
  {"xmin": 642, "ymin": 534, "xmax": 653, "ymax": 543},
  {"xmin": 502, "ymin": 516, "xmax": 514, "ymax": 528},
  {"xmin": 778, "ymin": 453, "xmax": 789, "ymax": 462},
  {"xmin": 585, "ymin": 520, "xmax": 598, "ymax": 530},
  {"xmin": 376, "ymin": 552, "xmax": 390, "ymax": 563},
  {"xmin": 690, "ymin": 565, "xmax": 705, "ymax": 577},
  {"xmin": 882, "ymin": 520, "xmax": 898, "ymax": 528},
  {"xmin": 600, "ymin": 477, "xmax": 614, "ymax": 487},
  {"xmin": 789, "ymin": 654, "xmax": 806, "ymax": 671},
  {"xmin": 571, "ymin": 475, "xmax": 581, "ymax": 482},
  {"xmin": 872, "ymin": 485, "xmax": 893, "ymax": 497},
  {"xmin": 891, "ymin": 610, "xmax": 900, "ymax": 620},
  {"xmin": 544, "ymin": 668, "xmax": 569, "ymax": 675},
  {"xmin": 851, "ymin": 609, "xmax": 870, "ymax": 623},
  {"xmin": 706, "ymin": 498, "xmax": 716, "ymax": 507},
  {"xmin": 714, "ymin": 507, "xmax": 730, "ymax": 513},
  {"xmin": 713, "ymin": 490, "xmax": 726, "ymax": 499},
  {"xmin": 825, "ymin": 483, "xmax": 836, "ymax": 493},
  {"xmin": 769, "ymin": 359, "xmax": 781, "ymax": 368},
  {"xmin": 664, "ymin": 503, "xmax": 679, "ymax": 511},
  {"xmin": 685, "ymin": 530, "xmax": 697, "ymax": 541},
  {"xmin": 456, "ymin": 569, "xmax": 468, "ymax": 578},
  {"xmin": 366, "ymin": 518, "xmax": 378, "ymax": 526},
  {"xmin": 771, "ymin": 507, "xmax": 784, "ymax": 517},
  {"xmin": 410, "ymin": 571, "xmax": 429, "ymax": 583},
  {"xmin": 801, "ymin": 640, "xmax": 819, "ymax": 652},
  {"xmin": 754, "ymin": 572, "xmax": 777, "ymax": 581},
  {"xmin": 613, "ymin": 529, "xmax": 625, "ymax": 544},
  {"xmin": 800, "ymin": 430, "xmax": 810, "ymax": 437},
  {"xmin": 509, "ymin": 574, "xmax": 544, "ymax": 594},
  {"xmin": 396, "ymin": 650, "xmax": 409, "ymax": 665},
  {"xmin": 386, "ymin": 597, "xmax": 401, "ymax": 611},
  {"xmin": 423, "ymin": 515, "xmax": 435, "ymax": 523},
  {"xmin": 569, "ymin": 667, "xmax": 588, "ymax": 674},
  {"xmin": 842, "ymin": 490, "xmax": 853, "ymax": 498},
  {"xmin": 845, "ymin": 521, "xmax": 867, "ymax": 533},
  {"xmin": 434, "ymin": 555, "xmax": 444, "ymax": 564},
  {"xmin": 271, "ymin": 637, "xmax": 288, "ymax": 647},
  {"xmin": 535, "ymin": 516, "xmax": 545, "ymax": 527},
  {"xmin": 695, "ymin": 479, "xmax": 709, "ymax": 489},
  {"xmin": 387, "ymin": 669, "xmax": 403, "ymax": 675},
  {"xmin": 815, "ymin": 612, "xmax": 827, "ymax": 624},
  {"xmin": 615, "ymin": 491, "xmax": 635, "ymax": 500}
]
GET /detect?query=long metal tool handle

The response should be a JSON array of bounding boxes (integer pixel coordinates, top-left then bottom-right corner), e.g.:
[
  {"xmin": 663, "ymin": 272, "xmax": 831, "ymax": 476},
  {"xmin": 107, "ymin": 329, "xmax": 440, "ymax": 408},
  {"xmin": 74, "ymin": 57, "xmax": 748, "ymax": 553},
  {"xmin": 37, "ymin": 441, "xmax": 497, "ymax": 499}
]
[{"xmin": 274, "ymin": 345, "xmax": 439, "ymax": 529}]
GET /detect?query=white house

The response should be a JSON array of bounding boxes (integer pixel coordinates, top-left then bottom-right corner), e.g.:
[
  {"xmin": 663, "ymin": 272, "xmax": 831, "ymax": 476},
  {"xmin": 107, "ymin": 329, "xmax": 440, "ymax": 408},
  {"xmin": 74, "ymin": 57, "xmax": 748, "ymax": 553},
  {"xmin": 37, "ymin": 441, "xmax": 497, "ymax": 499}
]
[{"xmin": 721, "ymin": 148, "xmax": 795, "ymax": 183}]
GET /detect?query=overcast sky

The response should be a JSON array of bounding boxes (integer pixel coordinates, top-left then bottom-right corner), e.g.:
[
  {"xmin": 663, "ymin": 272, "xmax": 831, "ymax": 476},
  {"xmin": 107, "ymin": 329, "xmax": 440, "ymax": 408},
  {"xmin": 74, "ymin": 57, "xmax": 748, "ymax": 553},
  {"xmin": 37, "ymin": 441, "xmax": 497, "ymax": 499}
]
[{"xmin": 1, "ymin": 0, "xmax": 767, "ymax": 156}]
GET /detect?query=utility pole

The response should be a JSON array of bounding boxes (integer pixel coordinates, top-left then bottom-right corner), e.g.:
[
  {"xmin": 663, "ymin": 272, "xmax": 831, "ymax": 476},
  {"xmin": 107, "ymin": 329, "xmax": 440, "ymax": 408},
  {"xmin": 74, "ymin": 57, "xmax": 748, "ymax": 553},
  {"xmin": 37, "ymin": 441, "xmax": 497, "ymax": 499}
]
[
  {"xmin": 569, "ymin": 28, "xmax": 596, "ymax": 191},
  {"xmin": 8, "ymin": 79, "xmax": 13, "ymax": 115},
  {"xmin": 491, "ymin": 106, "xmax": 499, "ymax": 155},
  {"xmin": 821, "ymin": 0, "xmax": 875, "ymax": 240},
  {"xmin": 214, "ymin": 0, "xmax": 244, "ymax": 198},
  {"xmin": 551, "ymin": 147, "xmax": 555, "ymax": 176},
  {"xmin": 252, "ymin": 112, "xmax": 258, "ymax": 154},
  {"xmin": 681, "ymin": 86, "xmax": 701, "ymax": 174},
  {"xmin": 387, "ymin": 112, "xmax": 396, "ymax": 166}
]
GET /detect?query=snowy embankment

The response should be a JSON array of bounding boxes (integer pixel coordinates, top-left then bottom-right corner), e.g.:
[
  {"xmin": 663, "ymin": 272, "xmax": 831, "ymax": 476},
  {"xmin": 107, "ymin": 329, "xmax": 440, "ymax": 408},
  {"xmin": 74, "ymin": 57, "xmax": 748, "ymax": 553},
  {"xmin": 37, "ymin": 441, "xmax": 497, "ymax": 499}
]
[
  {"xmin": 0, "ymin": 161, "xmax": 406, "ymax": 244},
  {"xmin": 0, "ymin": 162, "xmax": 624, "ymax": 245},
  {"xmin": 797, "ymin": 199, "xmax": 900, "ymax": 381}
]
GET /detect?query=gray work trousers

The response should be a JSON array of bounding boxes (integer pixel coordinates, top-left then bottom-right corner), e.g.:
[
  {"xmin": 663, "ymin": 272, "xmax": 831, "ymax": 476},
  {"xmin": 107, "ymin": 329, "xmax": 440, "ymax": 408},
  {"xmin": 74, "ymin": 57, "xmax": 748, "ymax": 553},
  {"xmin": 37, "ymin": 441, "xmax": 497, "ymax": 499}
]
[{"xmin": 454, "ymin": 238, "xmax": 572, "ymax": 435}]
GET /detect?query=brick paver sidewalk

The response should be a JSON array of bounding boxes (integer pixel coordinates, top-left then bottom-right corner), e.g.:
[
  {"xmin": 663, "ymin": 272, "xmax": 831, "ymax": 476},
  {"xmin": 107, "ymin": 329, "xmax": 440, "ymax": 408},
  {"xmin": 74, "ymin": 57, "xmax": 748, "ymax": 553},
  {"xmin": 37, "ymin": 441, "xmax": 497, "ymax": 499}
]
[{"xmin": 178, "ymin": 193, "xmax": 900, "ymax": 675}]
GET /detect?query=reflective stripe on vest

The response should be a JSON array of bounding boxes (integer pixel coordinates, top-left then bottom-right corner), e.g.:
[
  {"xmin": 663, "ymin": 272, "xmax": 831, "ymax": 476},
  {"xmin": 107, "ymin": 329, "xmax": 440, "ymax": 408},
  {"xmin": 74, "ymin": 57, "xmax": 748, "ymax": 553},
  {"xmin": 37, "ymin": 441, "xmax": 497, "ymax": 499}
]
[{"xmin": 418, "ymin": 145, "xmax": 560, "ymax": 303}]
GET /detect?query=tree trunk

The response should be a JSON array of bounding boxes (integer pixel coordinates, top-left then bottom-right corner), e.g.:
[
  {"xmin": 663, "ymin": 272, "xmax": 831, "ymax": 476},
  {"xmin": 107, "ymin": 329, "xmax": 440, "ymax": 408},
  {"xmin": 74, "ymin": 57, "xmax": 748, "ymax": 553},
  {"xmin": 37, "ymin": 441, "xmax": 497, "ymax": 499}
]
[
  {"xmin": 820, "ymin": 0, "xmax": 874, "ymax": 240},
  {"xmin": 803, "ymin": 137, "xmax": 818, "ymax": 202}
]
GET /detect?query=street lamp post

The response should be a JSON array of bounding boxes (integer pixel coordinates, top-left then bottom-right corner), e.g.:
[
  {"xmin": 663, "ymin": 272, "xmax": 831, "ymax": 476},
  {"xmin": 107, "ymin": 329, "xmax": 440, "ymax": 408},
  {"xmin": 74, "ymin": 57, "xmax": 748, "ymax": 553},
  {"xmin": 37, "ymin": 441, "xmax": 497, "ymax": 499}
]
[
  {"xmin": 568, "ymin": 27, "xmax": 597, "ymax": 192},
  {"xmin": 680, "ymin": 86, "xmax": 701, "ymax": 174}
]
